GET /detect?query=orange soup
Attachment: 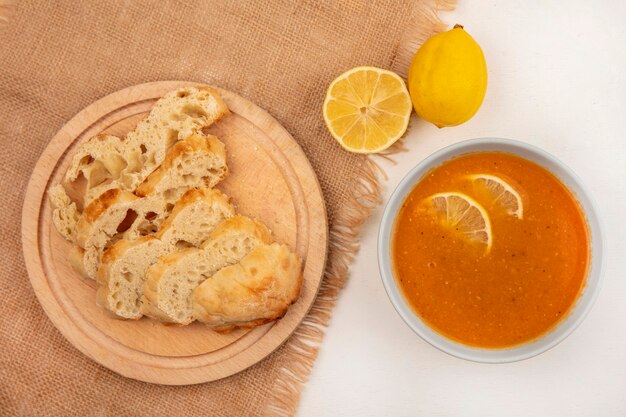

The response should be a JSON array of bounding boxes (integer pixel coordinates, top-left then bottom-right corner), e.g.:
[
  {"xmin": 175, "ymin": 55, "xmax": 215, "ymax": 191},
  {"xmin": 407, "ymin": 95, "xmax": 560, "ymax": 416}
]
[{"xmin": 392, "ymin": 152, "xmax": 589, "ymax": 348}]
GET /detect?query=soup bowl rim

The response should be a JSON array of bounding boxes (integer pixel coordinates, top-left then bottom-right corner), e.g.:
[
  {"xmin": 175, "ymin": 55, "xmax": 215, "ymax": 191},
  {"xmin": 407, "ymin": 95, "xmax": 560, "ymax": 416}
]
[{"xmin": 377, "ymin": 137, "xmax": 604, "ymax": 363}]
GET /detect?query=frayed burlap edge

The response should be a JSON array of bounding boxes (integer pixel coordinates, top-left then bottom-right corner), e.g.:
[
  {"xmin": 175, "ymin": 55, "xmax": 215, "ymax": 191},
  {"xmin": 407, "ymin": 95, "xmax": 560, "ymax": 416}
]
[{"xmin": 265, "ymin": 1, "xmax": 455, "ymax": 415}]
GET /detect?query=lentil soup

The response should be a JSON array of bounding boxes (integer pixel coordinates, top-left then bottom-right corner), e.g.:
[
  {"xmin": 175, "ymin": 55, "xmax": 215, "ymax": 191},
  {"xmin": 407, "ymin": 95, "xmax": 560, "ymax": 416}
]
[{"xmin": 392, "ymin": 152, "xmax": 589, "ymax": 348}]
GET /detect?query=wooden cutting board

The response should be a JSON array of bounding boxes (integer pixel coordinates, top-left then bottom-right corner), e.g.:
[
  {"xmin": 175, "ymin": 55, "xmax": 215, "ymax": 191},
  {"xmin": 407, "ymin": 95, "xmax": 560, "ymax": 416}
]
[{"xmin": 21, "ymin": 81, "xmax": 328, "ymax": 385}]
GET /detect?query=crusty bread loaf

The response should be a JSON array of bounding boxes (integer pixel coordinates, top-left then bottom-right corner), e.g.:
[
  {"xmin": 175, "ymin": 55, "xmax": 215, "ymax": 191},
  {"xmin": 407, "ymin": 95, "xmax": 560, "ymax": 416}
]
[
  {"xmin": 192, "ymin": 243, "xmax": 302, "ymax": 332},
  {"xmin": 96, "ymin": 188, "xmax": 234, "ymax": 318},
  {"xmin": 135, "ymin": 133, "xmax": 227, "ymax": 199},
  {"xmin": 48, "ymin": 184, "xmax": 79, "ymax": 242},
  {"xmin": 142, "ymin": 215, "xmax": 272, "ymax": 324},
  {"xmin": 64, "ymin": 87, "xmax": 230, "ymax": 207}
]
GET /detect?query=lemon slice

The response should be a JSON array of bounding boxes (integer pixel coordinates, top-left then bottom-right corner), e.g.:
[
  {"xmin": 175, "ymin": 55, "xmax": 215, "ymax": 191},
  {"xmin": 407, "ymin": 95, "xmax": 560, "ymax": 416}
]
[
  {"xmin": 323, "ymin": 66, "xmax": 412, "ymax": 153},
  {"xmin": 469, "ymin": 174, "xmax": 524, "ymax": 219},
  {"xmin": 427, "ymin": 192, "xmax": 492, "ymax": 251}
]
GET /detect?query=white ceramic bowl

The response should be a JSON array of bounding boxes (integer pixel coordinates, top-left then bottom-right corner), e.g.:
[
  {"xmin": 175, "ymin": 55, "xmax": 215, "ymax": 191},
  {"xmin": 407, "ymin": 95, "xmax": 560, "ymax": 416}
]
[{"xmin": 378, "ymin": 138, "xmax": 604, "ymax": 363}]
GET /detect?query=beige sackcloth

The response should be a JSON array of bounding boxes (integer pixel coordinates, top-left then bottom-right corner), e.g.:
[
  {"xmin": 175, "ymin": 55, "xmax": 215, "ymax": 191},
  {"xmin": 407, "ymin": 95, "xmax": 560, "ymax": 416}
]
[{"xmin": 0, "ymin": 1, "xmax": 453, "ymax": 415}]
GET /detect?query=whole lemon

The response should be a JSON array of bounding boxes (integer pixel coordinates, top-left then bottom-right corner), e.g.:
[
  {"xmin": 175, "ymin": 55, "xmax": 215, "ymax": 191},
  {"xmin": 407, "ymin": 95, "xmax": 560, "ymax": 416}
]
[{"xmin": 408, "ymin": 24, "xmax": 487, "ymax": 128}]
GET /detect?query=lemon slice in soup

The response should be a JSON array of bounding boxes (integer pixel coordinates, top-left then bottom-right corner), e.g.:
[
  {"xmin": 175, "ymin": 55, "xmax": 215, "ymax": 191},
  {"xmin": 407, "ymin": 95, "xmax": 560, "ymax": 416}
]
[
  {"xmin": 427, "ymin": 192, "xmax": 493, "ymax": 251},
  {"xmin": 469, "ymin": 174, "xmax": 524, "ymax": 219}
]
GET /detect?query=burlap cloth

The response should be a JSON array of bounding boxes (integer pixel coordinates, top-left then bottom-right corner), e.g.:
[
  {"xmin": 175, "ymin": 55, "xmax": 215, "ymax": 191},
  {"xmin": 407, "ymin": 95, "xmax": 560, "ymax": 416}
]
[{"xmin": 0, "ymin": 1, "xmax": 452, "ymax": 415}]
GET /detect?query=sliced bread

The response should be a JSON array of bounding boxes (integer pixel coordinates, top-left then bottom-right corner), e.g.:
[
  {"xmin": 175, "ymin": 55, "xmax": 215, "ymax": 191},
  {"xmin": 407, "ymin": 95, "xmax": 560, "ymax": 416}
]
[
  {"xmin": 64, "ymin": 134, "xmax": 129, "ymax": 206},
  {"xmin": 156, "ymin": 188, "xmax": 235, "ymax": 248},
  {"xmin": 69, "ymin": 133, "xmax": 227, "ymax": 244},
  {"xmin": 48, "ymin": 184, "xmax": 80, "ymax": 242},
  {"xmin": 74, "ymin": 188, "xmax": 141, "ymax": 249},
  {"xmin": 96, "ymin": 188, "xmax": 234, "ymax": 318},
  {"xmin": 192, "ymin": 243, "xmax": 303, "ymax": 332},
  {"xmin": 65, "ymin": 134, "xmax": 127, "ymax": 185},
  {"xmin": 119, "ymin": 86, "xmax": 230, "ymax": 193},
  {"xmin": 71, "ymin": 131, "xmax": 230, "ymax": 279},
  {"xmin": 135, "ymin": 133, "xmax": 227, "ymax": 200},
  {"xmin": 74, "ymin": 188, "xmax": 168, "ymax": 279},
  {"xmin": 142, "ymin": 215, "xmax": 272, "ymax": 324},
  {"xmin": 75, "ymin": 188, "xmax": 169, "ymax": 246},
  {"xmin": 64, "ymin": 87, "xmax": 230, "ymax": 206},
  {"xmin": 96, "ymin": 236, "xmax": 169, "ymax": 319}
]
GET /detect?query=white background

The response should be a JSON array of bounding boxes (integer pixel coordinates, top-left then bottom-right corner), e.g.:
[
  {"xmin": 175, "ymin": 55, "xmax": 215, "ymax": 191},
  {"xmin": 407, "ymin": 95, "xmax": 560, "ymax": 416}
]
[{"xmin": 298, "ymin": 0, "xmax": 626, "ymax": 416}]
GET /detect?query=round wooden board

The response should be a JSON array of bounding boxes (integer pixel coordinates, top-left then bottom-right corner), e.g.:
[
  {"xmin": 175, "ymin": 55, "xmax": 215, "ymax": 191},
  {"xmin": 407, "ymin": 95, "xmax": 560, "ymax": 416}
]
[{"xmin": 21, "ymin": 81, "xmax": 328, "ymax": 385}]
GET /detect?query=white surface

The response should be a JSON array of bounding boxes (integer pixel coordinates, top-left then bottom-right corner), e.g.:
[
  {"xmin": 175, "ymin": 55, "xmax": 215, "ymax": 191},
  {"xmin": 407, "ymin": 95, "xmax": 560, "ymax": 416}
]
[{"xmin": 298, "ymin": 1, "xmax": 626, "ymax": 416}]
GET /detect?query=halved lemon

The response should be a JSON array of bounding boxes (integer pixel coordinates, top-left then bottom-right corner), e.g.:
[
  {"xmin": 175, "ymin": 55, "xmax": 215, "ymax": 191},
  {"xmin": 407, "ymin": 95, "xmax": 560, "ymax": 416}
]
[
  {"xmin": 427, "ymin": 192, "xmax": 493, "ymax": 251},
  {"xmin": 468, "ymin": 174, "xmax": 524, "ymax": 219},
  {"xmin": 323, "ymin": 66, "xmax": 412, "ymax": 153}
]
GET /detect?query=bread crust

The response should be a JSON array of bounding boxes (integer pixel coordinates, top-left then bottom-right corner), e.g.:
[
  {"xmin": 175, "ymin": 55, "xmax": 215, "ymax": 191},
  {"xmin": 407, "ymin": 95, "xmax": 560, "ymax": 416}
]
[
  {"xmin": 202, "ymin": 214, "xmax": 272, "ymax": 248},
  {"xmin": 192, "ymin": 243, "xmax": 303, "ymax": 330},
  {"xmin": 142, "ymin": 215, "xmax": 273, "ymax": 324},
  {"xmin": 74, "ymin": 189, "xmax": 139, "ymax": 248},
  {"xmin": 48, "ymin": 184, "xmax": 79, "ymax": 242},
  {"xmin": 96, "ymin": 187, "xmax": 234, "ymax": 318},
  {"xmin": 156, "ymin": 188, "xmax": 233, "ymax": 245},
  {"xmin": 135, "ymin": 134, "xmax": 227, "ymax": 197}
]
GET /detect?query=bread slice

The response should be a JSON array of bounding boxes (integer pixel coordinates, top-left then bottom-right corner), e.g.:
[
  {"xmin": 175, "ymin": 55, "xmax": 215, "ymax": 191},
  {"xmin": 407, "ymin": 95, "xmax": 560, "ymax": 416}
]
[
  {"xmin": 119, "ymin": 87, "xmax": 230, "ymax": 193},
  {"xmin": 156, "ymin": 188, "xmax": 235, "ymax": 248},
  {"xmin": 64, "ymin": 87, "xmax": 229, "ymax": 206},
  {"xmin": 96, "ymin": 236, "xmax": 169, "ymax": 319},
  {"xmin": 48, "ymin": 184, "xmax": 79, "ymax": 242},
  {"xmin": 142, "ymin": 215, "xmax": 272, "ymax": 324},
  {"xmin": 63, "ymin": 134, "xmax": 130, "ymax": 206},
  {"xmin": 74, "ymin": 188, "xmax": 141, "ymax": 249},
  {"xmin": 65, "ymin": 135, "xmax": 127, "ymax": 184},
  {"xmin": 96, "ymin": 188, "xmax": 234, "ymax": 319},
  {"xmin": 192, "ymin": 243, "xmax": 302, "ymax": 331},
  {"xmin": 76, "ymin": 189, "xmax": 169, "ymax": 246},
  {"xmin": 64, "ymin": 135, "xmax": 125, "ymax": 201},
  {"xmin": 135, "ymin": 133, "xmax": 227, "ymax": 200},
  {"xmin": 74, "ymin": 188, "xmax": 168, "ymax": 279}
]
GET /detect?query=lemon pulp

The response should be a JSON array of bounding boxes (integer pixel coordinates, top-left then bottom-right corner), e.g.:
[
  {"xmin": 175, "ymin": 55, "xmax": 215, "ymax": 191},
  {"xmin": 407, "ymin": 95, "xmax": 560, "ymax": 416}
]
[
  {"xmin": 469, "ymin": 174, "xmax": 524, "ymax": 219},
  {"xmin": 426, "ymin": 192, "xmax": 493, "ymax": 251},
  {"xmin": 323, "ymin": 66, "xmax": 412, "ymax": 153}
]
